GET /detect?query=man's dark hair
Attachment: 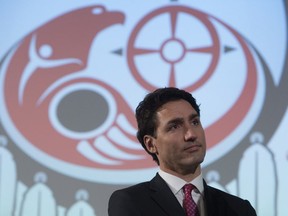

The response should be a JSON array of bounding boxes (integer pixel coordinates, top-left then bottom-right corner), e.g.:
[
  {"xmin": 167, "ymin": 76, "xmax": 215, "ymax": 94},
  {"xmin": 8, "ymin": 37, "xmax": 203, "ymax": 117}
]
[{"xmin": 135, "ymin": 87, "xmax": 200, "ymax": 165}]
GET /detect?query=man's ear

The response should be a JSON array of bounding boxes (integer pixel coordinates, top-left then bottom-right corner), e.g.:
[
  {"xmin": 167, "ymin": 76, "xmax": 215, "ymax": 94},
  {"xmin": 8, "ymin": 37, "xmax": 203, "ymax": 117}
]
[{"xmin": 143, "ymin": 135, "xmax": 157, "ymax": 154}]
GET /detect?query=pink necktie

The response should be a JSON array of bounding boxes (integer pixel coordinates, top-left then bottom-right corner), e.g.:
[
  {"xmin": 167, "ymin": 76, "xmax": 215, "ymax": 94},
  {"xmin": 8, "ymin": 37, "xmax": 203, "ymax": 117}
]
[{"xmin": 183, "ymin": 184, "xmax": 200, "ymax": 216}]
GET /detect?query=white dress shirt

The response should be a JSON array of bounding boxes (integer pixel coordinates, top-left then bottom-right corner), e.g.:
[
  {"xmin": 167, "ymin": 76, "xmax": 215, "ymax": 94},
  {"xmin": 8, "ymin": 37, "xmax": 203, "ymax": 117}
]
[{"xmin": 158, "ymin": 169, "xmax": 206, "ymax": 216}]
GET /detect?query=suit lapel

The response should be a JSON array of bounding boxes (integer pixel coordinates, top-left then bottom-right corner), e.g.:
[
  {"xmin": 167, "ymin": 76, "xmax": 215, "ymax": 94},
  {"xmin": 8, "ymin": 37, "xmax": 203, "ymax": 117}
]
[{"xmin": 149, "ymin": 174, "xmax": 186, "ymax": 216}]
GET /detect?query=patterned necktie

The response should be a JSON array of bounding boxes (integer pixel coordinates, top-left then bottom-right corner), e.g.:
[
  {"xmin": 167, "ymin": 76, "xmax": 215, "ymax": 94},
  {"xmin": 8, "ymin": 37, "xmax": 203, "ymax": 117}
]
[{"xmin": 183, "ymin": 184, "xmax": 200, "ymax": 216}]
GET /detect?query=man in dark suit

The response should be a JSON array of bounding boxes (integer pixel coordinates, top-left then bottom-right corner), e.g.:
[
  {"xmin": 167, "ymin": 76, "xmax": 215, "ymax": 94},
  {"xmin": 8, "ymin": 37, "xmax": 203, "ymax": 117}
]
[{"xmin": 108, "ymin": 87, "xmax": 257, "ymax": 216}]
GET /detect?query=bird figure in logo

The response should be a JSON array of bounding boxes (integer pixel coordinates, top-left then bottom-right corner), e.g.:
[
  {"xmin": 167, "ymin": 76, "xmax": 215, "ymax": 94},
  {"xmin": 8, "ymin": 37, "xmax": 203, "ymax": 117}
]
[{"xmin": 4, "ymin": 5, "xmax": 153, "ymax": 170}]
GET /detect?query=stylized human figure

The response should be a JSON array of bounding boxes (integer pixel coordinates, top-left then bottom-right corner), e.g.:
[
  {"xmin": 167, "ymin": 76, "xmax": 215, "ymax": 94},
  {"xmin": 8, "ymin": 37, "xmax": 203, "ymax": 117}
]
[
  {"xmin": 19, "ymin": 34, "xmax": 81, "ymax": 104},
  {"xmin": 66, "ymin": 189, "xmax": 96, "ymax": 216},
  {"xmin": 20, "ymin": 172, "xmax": 57, "ymax": 216},
  {"xmin": 0, "ymin": 135, "xmax": 17, "ymax": 216},
  {"xmin": 238, "ymin": 132, "xmax": 276, "ymax": 216}
]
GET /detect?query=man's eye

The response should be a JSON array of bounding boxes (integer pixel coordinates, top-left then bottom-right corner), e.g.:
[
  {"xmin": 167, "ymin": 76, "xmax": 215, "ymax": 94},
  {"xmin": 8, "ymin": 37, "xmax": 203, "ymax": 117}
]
[
  {"xmin": 171, "ymin": 124, "xmax": 178, "ymax": 129},
  {"xmin": 192, "ymin": 119, "xmax": 200, "ymax": 126},
  {"xmin": 168, "ymin": 124, "xmax": 179, "ymax": 131}
]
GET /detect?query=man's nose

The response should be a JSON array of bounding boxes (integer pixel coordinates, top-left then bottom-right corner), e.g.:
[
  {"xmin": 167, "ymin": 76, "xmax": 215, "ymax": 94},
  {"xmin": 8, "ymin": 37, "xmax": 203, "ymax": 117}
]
[{"xmin": 184, "ymin": 125, "xmax": 197, "ymax": 142}]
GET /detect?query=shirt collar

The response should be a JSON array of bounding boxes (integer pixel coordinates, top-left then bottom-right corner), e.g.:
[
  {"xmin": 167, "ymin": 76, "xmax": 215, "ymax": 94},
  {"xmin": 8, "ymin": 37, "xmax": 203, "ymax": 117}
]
[{"xmin": 158, "ymin": 169, "xmax": 204, "ymax": 195}]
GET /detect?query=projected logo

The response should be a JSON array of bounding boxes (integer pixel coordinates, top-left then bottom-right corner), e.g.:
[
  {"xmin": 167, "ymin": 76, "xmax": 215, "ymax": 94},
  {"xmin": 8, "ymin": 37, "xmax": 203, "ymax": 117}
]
[{"xmin": 0, "ymin": 5, "xmax": 268, "ymax": 183}]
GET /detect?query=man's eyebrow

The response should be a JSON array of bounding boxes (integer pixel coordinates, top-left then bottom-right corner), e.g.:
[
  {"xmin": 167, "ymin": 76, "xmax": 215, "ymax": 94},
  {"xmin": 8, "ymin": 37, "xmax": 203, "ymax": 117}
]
[
  {"xmin": 166, "ymin": 113, "xmax": 199, "ymax": 125},
  {"xmin": 189, "ymin": 113, "xmax": 199, "ymax": 120},
  {"xmin": 166, "ymin": 117, "xmax": 184, "ymax": 125}
]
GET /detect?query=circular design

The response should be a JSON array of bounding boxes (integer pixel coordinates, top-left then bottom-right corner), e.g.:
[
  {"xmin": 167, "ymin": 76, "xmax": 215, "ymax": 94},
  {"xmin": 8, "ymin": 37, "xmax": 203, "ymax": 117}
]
[
  {"xmin": 127, "ymin": 6, "xmax": 220, "ymax": 91},
  {"xmin": 160, "ymin": 38, "xmax": 185, "ymax": 63},
  {"xmin": 56, "ymin": 90, "xmax": 109, "ymax": 133},
  {"xmin": 49, "ymin": 83, "xmax": 117, "ymax": 140}
]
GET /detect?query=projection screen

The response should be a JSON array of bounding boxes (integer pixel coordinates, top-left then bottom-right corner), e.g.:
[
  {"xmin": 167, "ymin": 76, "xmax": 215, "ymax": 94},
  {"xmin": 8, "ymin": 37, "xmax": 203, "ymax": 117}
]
[{"xmin": 0, "ymin": 0, "xmax": 287, "ymax": 216}]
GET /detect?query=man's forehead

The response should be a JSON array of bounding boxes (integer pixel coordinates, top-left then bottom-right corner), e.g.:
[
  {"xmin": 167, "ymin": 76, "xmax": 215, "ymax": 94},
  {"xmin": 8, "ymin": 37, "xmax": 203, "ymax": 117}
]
[{"xmin": 156, "ymin": 100, "xmax": 198, "ymax": 120}]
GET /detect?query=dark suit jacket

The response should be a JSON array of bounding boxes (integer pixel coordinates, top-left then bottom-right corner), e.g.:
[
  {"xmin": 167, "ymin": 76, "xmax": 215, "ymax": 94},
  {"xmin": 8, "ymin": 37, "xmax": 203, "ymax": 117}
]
[{"xmin": 108, "ymin": 173, "xmax": 257, "ymax": 216}]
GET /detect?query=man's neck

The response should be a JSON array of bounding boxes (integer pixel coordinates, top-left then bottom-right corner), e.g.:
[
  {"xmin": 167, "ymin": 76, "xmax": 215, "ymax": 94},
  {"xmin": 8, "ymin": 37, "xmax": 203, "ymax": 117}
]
[{"xmin": 160, "ymin": 165, "xmax": 201, "ymax": 182}]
